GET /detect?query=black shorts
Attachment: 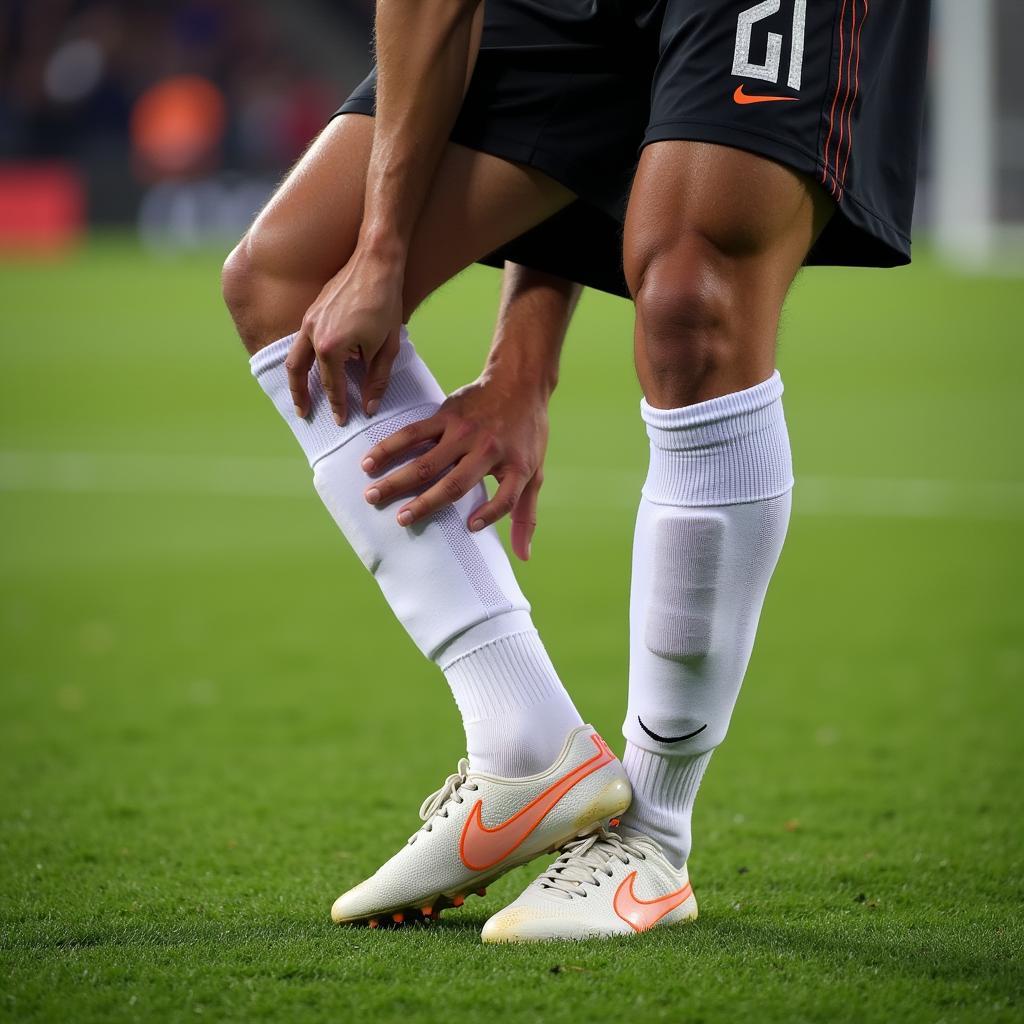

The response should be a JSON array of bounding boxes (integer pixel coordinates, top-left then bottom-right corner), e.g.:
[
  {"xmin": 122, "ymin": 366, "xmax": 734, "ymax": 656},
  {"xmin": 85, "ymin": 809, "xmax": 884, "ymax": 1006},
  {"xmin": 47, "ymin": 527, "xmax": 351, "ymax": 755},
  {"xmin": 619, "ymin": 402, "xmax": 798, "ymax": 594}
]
[
  {"xmin": 337, "ymin": 0, "xmax": 648, "ymax": 297},
  {"xmin": 338, "ymin": 0, "xmax": 929, "ymax": 298},
  {"xmin": 641, "ymin": 0, "xmax": 931, "ymax": 269}
]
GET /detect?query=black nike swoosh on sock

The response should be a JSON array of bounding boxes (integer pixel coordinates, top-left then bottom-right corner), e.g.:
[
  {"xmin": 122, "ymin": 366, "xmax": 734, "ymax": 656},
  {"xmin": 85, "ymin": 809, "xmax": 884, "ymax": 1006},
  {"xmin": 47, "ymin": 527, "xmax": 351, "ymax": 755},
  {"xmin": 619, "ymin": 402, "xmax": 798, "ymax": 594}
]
[{"xmin": 637, "ymin": 717, "xmax": 708, "ymax": 744}]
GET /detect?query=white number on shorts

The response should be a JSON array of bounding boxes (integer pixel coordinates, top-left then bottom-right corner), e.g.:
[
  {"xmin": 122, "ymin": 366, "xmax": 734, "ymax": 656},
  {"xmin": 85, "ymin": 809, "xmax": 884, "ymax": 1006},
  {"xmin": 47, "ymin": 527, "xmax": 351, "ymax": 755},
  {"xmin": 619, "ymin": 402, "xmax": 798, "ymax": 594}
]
[{"xmin": 732, "ymin": 0, "xmax": 806, "ymax": 91}]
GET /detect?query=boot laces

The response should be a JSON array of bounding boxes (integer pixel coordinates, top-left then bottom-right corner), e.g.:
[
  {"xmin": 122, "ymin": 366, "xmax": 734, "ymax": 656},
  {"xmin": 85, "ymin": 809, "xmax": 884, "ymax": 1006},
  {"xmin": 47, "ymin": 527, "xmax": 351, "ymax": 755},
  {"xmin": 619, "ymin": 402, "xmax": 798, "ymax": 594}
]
[
  {"xmin": 408, "ymin": 759, "xmax": 479, "ymax": 844},
  {"xmin": 537, "ymin": 827, "xmax": 661, "ymax": 900}
]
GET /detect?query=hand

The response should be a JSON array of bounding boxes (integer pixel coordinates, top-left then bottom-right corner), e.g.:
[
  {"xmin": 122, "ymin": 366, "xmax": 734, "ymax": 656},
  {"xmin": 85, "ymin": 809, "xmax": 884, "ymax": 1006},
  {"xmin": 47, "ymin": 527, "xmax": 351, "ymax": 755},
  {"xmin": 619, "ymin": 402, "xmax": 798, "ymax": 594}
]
[
  {"xmin": 287, "ymin": 246, "xmax": 405, "ymax": 424},
  {"xmin": 360, "ymin": 375, "xmax": 551, "ymax": 560}
]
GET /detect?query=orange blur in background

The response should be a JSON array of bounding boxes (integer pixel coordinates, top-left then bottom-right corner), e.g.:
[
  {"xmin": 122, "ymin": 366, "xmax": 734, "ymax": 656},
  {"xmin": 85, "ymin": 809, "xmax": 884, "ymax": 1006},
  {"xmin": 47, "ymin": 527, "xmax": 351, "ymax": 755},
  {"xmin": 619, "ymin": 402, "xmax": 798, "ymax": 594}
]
[{"xmin": 131, "ymin": 75, "xmax": 227, "ymax": 180}]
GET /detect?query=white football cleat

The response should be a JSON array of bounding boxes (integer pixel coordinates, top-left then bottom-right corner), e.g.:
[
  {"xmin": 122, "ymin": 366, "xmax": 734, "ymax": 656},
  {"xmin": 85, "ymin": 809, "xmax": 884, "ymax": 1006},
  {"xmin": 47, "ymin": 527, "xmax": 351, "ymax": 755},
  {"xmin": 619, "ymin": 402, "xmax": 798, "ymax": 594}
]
[
  {"xmin": 480, "ymin": 826, "xmax": 698, "ymax": 942},
  {"xmin": 331, "ymin": 726, "xmax": 630, "ymax": 927}
]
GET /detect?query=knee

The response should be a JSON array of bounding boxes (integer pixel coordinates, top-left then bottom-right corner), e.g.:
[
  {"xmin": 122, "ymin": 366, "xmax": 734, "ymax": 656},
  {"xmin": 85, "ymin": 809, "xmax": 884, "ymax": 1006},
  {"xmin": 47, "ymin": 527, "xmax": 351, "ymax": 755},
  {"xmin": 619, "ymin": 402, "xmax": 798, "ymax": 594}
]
[
  {"xmin": 629, "ymin": 233, "xmax": 738, "ymax": 406},
  {"xmin": 221, "ymin": 236, "xmax": 263, "ymax": 353}
]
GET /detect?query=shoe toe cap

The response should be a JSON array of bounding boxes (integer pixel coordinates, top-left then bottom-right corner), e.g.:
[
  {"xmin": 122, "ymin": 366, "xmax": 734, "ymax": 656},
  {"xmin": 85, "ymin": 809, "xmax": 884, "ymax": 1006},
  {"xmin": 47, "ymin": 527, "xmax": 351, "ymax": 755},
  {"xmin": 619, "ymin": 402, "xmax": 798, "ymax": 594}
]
[
  {"xmin": 482, "ymin": 904, "xmax": 611, "ymax": 943},
  {"xmin": 331, "ymin": 879, "xmax": 378, "ymax": 923}
]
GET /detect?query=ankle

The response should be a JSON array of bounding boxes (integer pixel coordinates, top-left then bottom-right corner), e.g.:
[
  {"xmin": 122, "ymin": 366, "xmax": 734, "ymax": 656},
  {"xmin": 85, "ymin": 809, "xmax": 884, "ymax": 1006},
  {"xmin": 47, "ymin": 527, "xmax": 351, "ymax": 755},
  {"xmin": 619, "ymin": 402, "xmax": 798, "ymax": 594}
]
[{"xmin": 619, "ymin": 744, "xmax": 712, "ymax": 868}]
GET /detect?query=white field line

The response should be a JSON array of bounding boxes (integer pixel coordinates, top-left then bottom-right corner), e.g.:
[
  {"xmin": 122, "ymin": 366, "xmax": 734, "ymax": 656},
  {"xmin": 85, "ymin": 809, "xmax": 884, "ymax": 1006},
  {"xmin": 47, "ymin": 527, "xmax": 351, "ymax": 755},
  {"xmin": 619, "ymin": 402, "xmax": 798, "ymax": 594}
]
[{"xmin": 1, "ymin": 450, "xmax": 1022, "ymax": 522}]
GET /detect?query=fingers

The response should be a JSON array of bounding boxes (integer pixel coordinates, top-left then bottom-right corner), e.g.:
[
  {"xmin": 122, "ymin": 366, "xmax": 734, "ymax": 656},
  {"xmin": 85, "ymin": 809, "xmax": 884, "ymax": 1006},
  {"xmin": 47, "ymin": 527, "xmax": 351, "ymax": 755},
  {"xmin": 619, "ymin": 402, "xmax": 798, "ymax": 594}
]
[
  {"xmin": 509, "ymin": 471, "xmax": 542, "ymax": 561},
  {"xmin": 361, "ymin": 415, "xmax": 444, "ymax": 474},
  {"xmin": 316, "ymin": 346, "xmax": 348, "ymax": 426},
  {"xmin": 285, "ymin": 331, "xmax": 316, "ymax": 418},
  {"xmin": 392, "ymin": 452, "xmax": 499, "ymax": 527},
  {"xmin": 364, "ymin": 432, "xmax": 469, "ymax": 507},
  {"xmin": 286, "ymin": 328, "xmax": 353, "ymax": 426},
  {"xmin": 465, "ymin": 471, "xmax": 528, "ymax": 537},
  {"xmin": 361, "ymin": 328, "xmax": 400, "ymax": 416}
]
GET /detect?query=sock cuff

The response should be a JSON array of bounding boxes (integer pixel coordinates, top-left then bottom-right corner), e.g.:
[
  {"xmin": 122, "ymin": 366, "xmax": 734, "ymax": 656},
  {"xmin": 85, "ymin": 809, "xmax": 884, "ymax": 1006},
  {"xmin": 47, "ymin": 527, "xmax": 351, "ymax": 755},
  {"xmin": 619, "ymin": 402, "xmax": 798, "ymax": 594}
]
[
  {"xmin": 640, "ymin": 372, "xmax": 783, "ymax": 445},
  {"xmin": 441, "ymin": 628, "xmax": 571, "ymax": 724},
  {"xmin": 250, "ymin": 327, "xmax": 445, "ymax": 469},
  {"xmin": 435, "ymin": 610, "xmax": 536, "ymax": 669},
  {"xmin": 641, "ymin": 373, "xmax": 793, "ymax": 506}
]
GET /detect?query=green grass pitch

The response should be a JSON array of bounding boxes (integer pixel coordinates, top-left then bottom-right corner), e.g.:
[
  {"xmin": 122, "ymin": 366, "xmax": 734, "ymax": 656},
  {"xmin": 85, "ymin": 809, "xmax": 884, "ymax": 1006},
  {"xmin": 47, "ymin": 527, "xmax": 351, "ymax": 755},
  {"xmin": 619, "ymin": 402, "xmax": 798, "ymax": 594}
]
[{"xmin": 1, "ymin": 239, "xmax": 1022, "ymax": 1023}]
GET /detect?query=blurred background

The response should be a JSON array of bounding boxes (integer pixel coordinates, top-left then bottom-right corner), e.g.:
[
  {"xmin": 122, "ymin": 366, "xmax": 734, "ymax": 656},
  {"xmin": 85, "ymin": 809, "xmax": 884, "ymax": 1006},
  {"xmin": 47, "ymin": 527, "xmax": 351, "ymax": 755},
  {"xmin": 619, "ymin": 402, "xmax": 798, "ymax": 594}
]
[
  {"xmin": 0, "ymin": 3, "xmax": 1021, "ymax": 1022},
  {"xmin": 0, "ymin": 0, "xmax": 372, "ymax": 252},
  {"xmin": 1, "ymin": 0, "xmax": 1023, "ymax": 265}
]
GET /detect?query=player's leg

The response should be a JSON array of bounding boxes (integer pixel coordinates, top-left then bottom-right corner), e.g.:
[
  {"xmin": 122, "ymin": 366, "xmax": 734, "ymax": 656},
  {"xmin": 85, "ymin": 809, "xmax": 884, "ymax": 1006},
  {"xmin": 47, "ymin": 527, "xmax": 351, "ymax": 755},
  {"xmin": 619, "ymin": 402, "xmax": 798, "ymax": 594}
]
[
  {"xmin": 482, "ymin": 147, "xmax": 829, "ymax": 944},
  {"xmin": 224, "ymin": 111, "xmax": 586, "ymax": 773},
  {"xmin": 221, "ymin": 113, "xmax": 629, "ymax": 926},
  {"xmin": 612, "ymin": 0, "xmax": 929, "ymax": 896},
  {"xmin": 626, "ymin": 141, "xmax": 829, "ymax": 404},
  {"xmin": 483, "ymin": 0, "xmax": 930, "ymax": 942},
  {"xmin": 615, "ymin": 140, "xmax": 831, "ymax": 870},
  {"xmin": 221, "ymin": 113, "xmax": 574, "ymax": 353}
]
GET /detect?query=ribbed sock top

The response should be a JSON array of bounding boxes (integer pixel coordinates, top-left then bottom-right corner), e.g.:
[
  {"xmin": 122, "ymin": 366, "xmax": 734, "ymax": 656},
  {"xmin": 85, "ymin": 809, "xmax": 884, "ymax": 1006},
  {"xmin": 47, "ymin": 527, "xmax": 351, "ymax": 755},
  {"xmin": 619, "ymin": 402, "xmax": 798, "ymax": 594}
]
[
  {"xmin": 619, "ymin": 745, "xmax": 712, "ymax": 868},
  {"xmin": 641, "ymin": 372, "xmax": 793, "ymax": 506}
]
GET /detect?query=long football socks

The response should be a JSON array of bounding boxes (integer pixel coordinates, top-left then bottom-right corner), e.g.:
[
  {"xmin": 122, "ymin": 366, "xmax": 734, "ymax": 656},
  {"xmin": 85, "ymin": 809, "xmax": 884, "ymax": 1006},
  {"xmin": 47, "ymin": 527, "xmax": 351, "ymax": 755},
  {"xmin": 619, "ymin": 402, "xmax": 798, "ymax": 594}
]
[
  {"xmin": 251, "ymin": 330, "xmax": 581, "ymax": 777},
  {"xmin": 620, "ymin": 373, "xmax": 793, "ymax": 866}
]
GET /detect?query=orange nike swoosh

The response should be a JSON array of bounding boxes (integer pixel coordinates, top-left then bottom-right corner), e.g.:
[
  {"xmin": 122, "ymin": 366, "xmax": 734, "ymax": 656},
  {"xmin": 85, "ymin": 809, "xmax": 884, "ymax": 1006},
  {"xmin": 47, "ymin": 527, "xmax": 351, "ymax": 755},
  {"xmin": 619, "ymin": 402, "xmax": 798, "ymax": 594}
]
[
  {"xmin": 613, "ymin": 871, "xmax": 693, "ymax": 933},
  {"xmin": 733, "ymin": 84, "xmax": 798, "ymax": 105},
  {"xmin": 459, "ymin": 733, "xmax": 615, "ymax": 872}
]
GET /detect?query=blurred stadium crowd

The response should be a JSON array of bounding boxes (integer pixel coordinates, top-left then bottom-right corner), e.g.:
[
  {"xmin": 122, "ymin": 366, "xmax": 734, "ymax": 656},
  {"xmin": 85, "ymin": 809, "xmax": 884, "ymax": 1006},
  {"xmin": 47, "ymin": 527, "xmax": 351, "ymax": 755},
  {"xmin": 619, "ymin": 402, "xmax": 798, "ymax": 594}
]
[
  {"xmin": 0, "ymin": 0, "xmax": 372, "ymax": 247},
  {"xmin": 1, "ymin": 0, "xmax": 1021, "ymax": 267}
]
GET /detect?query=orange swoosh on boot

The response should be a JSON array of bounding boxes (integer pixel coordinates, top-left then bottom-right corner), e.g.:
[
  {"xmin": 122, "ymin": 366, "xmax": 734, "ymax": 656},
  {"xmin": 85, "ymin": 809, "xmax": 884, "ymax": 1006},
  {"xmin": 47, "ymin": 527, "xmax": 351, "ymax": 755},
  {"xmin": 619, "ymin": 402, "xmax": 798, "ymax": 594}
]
[
  {"xmin": 459, "ymin": 734, "xmax": 615, "ymax": 872},
  {"xmin": 613, "ymin": 871, "xmax": 693, "ymax": 932}
]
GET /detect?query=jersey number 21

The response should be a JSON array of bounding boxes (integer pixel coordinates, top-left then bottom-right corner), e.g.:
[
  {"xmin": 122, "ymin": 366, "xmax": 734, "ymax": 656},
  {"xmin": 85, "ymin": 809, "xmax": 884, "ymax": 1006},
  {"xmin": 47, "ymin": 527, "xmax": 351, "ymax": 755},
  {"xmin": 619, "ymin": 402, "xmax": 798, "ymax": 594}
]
[{"xmin": 733, "ymin": 0, "xmax": 807, "ymax": 91}]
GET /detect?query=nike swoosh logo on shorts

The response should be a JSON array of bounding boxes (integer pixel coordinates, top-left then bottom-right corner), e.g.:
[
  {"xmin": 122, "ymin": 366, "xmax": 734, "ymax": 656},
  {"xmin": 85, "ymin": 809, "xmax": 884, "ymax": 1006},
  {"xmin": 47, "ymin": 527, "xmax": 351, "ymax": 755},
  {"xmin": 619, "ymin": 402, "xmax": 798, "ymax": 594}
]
[
  {"xmin": 613, "ymin": 871, "xmax": 693, "ymax": 932},
  {"xmin": 733, "ymin": 84, "xmax": 798, "ymax": 105},
  {"xmin": 459, "ymin": 733, "xmax": 615, "ymax": 872}
]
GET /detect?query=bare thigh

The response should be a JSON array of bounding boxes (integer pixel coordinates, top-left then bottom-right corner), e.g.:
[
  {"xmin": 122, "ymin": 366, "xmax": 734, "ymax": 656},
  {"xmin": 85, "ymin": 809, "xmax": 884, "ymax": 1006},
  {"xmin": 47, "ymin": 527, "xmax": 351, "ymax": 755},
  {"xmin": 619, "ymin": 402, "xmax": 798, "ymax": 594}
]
[{"xmin": 223, "ymin": 114, "xmax": 574, "ymax": 351}]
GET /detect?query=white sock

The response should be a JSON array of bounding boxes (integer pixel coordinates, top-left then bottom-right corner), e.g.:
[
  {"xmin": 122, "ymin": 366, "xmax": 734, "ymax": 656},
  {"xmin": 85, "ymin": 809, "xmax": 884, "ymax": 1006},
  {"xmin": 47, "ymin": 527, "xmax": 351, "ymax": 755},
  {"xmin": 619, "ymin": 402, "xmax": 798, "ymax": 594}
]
[
  {"xmin": 619, "ymin": 746, "xmax": 711, "ymax": 865},
  {"xmin": 620, "ymin": 373, "xmax": 793, "ymax": 866},
  {"xmin": 250, "ymin": 330, "xmax": 580, "ymax": 776},
  {"xmin": 439, "ymin": 618, "xmax": 583, "ymax": 776}
]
